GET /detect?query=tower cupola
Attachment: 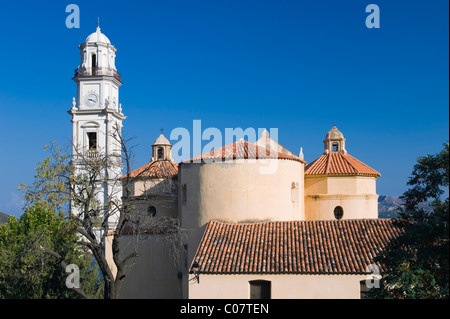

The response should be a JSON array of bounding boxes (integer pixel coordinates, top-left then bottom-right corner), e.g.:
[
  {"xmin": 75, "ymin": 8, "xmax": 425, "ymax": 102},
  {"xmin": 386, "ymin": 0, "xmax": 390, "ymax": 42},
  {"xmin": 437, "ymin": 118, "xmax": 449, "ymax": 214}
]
[
  {"xmin": 72, "ymin": 24, "xmax": 122, "ymax": 111},
  {"xmin": 151, "ymin": 133, "xmax": 173, "ymax": 162},
  {"xmin": 323, "ymin": 125, "xmax": 347, "ymax": 154},
  {"xmin": 75, "ymin": 25, "xmax": 119, "ymax": 80}
]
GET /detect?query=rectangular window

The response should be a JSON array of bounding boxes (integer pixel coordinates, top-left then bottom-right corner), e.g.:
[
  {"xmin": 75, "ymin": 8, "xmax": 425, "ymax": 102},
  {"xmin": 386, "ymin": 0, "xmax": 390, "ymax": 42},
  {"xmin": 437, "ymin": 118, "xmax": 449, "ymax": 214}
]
[
  {"xmin": 250, "ymin": 280, "xmax": 271, "ymax": 299},
  {"xmin": 91, "ymin": 54, "xmax": 97, "ymax": 75},
  {"xmin": 157, "ymin": 147, "xmax": 164, "ymax": 160},
  {"xmin": 332, "ymin": 143, "xmax": 339, "ymax": 152},
  {"xmin": 87, "ymin": 132, "xmax": 97, "ymax": 151}
]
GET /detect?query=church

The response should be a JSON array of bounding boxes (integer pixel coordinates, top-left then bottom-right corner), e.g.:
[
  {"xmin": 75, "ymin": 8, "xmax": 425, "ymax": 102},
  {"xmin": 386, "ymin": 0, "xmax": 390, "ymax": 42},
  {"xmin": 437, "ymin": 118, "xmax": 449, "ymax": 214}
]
[{"xmin": 68, "ymin": 26, "xmax": 400, "ymax": 299}]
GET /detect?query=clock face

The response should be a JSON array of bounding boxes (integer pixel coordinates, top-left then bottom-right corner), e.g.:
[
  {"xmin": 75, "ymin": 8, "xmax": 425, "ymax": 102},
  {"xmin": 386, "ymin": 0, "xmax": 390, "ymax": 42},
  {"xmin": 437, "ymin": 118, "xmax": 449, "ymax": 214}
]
[{"xmin": 85, "ymin": 93, "xmax": 98, "ymax": 107}]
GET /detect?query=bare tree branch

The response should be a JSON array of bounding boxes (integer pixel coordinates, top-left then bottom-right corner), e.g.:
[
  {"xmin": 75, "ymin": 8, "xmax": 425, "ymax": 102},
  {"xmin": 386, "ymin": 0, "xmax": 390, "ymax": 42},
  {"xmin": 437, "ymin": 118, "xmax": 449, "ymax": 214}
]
[{"xmin": 20, "ymin": 124, "xmax": 183, "ymax": 299}]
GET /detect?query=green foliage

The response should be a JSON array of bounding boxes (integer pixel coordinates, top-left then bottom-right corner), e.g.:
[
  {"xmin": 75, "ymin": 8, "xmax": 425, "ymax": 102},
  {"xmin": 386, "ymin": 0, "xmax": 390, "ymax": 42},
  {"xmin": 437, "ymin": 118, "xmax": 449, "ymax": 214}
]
[
  {"xmin": 18, "ymin": 142, "xmax": 72, "ymax": 213},
  {"xmin": 402, "ymin": 141, "xmax": 449, "ymax": 210},
  {"xmin": 371, "ymin": 141, "xmax": 449, "ymax": 299},
  {"xmin": 0, "ymin": 204, "xmax": 103, "ymax": 299}
]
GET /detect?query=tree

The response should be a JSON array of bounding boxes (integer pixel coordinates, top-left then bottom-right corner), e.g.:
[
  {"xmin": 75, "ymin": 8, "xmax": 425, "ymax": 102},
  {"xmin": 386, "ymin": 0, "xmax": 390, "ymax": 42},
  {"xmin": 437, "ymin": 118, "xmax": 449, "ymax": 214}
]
[
  {"xmin": 371, "ymin": 141, "xmax": 449, "ymax": 299},
  {"xmin": 17, "ymin": 127, "xmax": 183, "ymax": 299},
  {"xmin": 0, "ymin": 203, "xmax": 102, "ymax": 298}
]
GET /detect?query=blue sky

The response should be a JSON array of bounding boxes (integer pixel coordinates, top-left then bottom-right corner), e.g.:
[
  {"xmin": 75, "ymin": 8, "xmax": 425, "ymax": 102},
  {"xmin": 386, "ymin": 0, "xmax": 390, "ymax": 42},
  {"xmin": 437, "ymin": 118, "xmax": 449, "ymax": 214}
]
[{"xmin": 0, "ymin": 0, "xmax": 448, "ymax": 217}]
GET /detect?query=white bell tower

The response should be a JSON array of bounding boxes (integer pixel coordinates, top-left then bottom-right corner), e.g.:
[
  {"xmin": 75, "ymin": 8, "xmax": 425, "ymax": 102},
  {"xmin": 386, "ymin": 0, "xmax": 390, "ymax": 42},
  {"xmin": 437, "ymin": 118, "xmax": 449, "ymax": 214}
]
[{"xmin": 68, "ymin": 24, "xmax": 126, "ymax": 230}]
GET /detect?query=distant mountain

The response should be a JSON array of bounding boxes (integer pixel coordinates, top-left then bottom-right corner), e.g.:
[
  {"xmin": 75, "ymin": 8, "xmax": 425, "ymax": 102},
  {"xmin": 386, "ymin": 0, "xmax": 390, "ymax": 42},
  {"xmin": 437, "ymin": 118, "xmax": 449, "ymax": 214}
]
[
  {"xmin": 0, "ymin": 211, "xmax": 10, "ymax": 225},
  {"xmin": 378, "ymin": 195, "xmax": 432, "ymax": 219},
  {"xmin": 378, "ymin": 195, "xmax": 404, "ymax": 218}
]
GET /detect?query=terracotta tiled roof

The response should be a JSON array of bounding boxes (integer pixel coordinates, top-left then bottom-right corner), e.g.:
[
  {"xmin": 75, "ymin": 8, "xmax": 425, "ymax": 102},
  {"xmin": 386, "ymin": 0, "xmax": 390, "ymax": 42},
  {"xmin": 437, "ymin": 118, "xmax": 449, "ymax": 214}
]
[
  {"xmin": 304, "ymin": 152, "xmax": 381, "ymax": 177},
  {"xmin": 184, "ymin": 139, "xmax": 305, "ymax": 164},
  {"xmin": 191, "ymin": 219, "xmax": 400, "ymax": 274},
  {"xmin": 122, "ymin": 160, "xmax": 178, "ymax": 179}
]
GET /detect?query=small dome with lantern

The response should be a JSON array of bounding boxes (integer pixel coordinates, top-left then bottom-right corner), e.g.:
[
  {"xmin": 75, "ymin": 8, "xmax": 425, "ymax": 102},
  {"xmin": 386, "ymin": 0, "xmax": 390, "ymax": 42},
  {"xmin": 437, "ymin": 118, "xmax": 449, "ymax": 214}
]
[{"xmin": 75, "ymin": 23, "xmax": 119, "ymax": 78}]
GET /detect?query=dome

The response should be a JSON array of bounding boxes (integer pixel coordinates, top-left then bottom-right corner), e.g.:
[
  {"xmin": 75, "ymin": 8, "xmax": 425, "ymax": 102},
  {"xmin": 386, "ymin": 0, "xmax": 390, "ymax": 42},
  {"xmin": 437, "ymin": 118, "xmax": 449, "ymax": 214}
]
[
  {"xmin": 325, "ymin": 125, "xmax": 344, "ymax": 140},
  {"xmin": 85, "ymin": 26, "xmax": 111, "ymax": 44}
]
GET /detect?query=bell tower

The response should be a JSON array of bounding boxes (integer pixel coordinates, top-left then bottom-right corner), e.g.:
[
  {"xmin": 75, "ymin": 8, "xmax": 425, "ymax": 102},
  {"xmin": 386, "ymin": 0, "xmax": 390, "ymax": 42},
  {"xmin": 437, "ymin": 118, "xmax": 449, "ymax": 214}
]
[
  {"xmin": 151, "ymin": 132, "xmax": 173, "ymax": 162},
  {"xmin": 68, "ymin": 24, "xmax": 126, "ymax": 230},
  {"xmin": 323, "ymin": 125, "xmax": 347, "ymax": 155}
]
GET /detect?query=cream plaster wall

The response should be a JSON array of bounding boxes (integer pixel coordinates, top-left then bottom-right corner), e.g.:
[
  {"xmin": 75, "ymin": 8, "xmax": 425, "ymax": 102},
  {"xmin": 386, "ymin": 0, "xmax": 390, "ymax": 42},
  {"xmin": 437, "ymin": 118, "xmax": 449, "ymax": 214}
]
[
  {"xmin": 189, "ymin": 273, "xmax": 369, "ymax": 299},
  {"xmin": 104, "ymin": 235, "xmax": 116, "ymax": 278},
  {"xmin": 179, "ymin": 159, "xmax": 304, "ymax": 266},
  {"xmin": 118, "ymin": 235, "xmax": 183, "ymax": 299},
  {"xmin": 116, "ymin": 177, "xmax": 179, "ymax": 298},
  {"xmin": 127, "ymin": 196, "xmax": 178, "ymax": 219},
  {"xmin": 126, "ymin": 177, "xmax": 178, "ymax": 219},
  {"xmin": 181, "ymin": 159, "xmax": 304, "ymax": 226},
  {"xmin": 134, "ymin": 179, "xmax": 160, "ymax": 196},
  {"xmin": 304, "ymin": 175, "xmax": 378, "ymax": 220},
  {"xmin": 304, "ymin": 175, "xmax": 376, "ymax": 195},
  {"xmin": 305, "ymin": 194, "xmax": 378, "ymax": 220}
]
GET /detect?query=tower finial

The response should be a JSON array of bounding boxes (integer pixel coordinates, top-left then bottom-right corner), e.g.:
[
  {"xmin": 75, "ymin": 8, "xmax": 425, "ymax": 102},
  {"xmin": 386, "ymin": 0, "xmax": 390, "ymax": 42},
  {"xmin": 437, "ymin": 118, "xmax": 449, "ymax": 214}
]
[{"xmin": 160, "ymin": 128, "xmax": 164, "ymax": 134}]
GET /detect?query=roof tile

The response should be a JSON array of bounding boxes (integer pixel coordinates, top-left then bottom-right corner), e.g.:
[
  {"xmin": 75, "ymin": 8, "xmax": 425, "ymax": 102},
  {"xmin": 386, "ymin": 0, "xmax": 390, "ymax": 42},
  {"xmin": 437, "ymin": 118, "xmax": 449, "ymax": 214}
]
[
  {"xmin": 191, "ymin": 219, "xmax": 401, "ymax": 275},
  {"xmin": 305, "ymin": 152, "xmax": 381, "ymax": 177},
  {"xmin": 184, "ymin": 139, "xmax": 305, "ymax": 164},
  {"xmin": 122, "ymin": 160, "xmax": 178, "ymax": 179}
]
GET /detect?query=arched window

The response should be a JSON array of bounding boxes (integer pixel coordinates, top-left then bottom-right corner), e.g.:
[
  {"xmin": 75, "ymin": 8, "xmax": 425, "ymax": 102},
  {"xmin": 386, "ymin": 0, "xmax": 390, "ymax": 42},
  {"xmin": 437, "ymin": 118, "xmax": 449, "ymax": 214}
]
[
  {"xmin": 91, "ymin": 54, "xmax": 97, "ymax": 75},
  {"xmin": 157, "ymin": 147, "xmax": 164, "ymax": 160},
  {"xmin": 147, "ymin": 206, "xmax": 157, "ymax": 217},
  {"xmin": 334, "ymin": 206, "xmax": 344, "ymax": 220}
]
